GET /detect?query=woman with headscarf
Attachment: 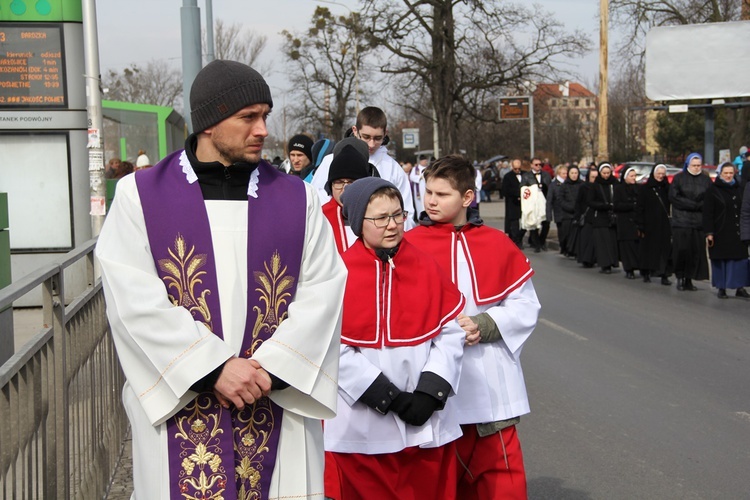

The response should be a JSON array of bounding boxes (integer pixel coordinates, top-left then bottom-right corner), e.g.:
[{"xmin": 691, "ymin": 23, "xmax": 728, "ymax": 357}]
[
  {"xmin": 635, "ymin": 164, "xmax": 673, "ymax": 285},
  {"xmin": 670, "ymin": 152, "xmax": 712, "ymax": 291},
  {"xmin": 703, "ymin": 162, "xmax": 750, "ymax": 298},
  {"xmin": 575, "ymin": 167, "xmax": 598, "ymax": 268},
  {"xmin": 613, "ymin": 166, "xmax": 640, "ymax": 279},
  {"xmin": 587, "ymin": 162, "xmax": 618, "ymax": 274},
  {"xmin": 559, "ymin": 165, "xmax": 583, "ymax": 258}
]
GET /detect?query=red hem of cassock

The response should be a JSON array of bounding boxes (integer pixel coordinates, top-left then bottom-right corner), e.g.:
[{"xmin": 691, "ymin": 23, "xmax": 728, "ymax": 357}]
[
  {"xmin": 455, "ymin": 424, "xmax": 527, "ymax": 500},
  {"xmin": 326, "ymin": 444, "xmax": 458, "ymax": 500}
]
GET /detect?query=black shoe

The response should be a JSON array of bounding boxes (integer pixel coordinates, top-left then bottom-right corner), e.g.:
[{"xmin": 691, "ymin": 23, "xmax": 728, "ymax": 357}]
[
  {"xmin": 600, "ymin": 267, "xmax": 612, "ymax": 274},
  {"xmin": 582, "ymin": 262, "xmax": 594, "ymax": 268},
  {"xmin": 541, "ymin": 244, "xmax": 548, "ymax": 251},
  {"xmin": 718, "ymin": 288, "xmax": 728, "ymax": 299},
  {"xmin": 660, "ymin": 276, "xmax": 672, "ymax": 286},
  {"xmin": 676, "ymin": 278, "xmax": 685, "ymax": 291},
  {"xmin": 625, "ymin": 271, "xmax": 636, "ymax": 279},
  {"xmin": 736, "ymin": 287, "xmax": 750, "ymax": 298},
  {"xmin": 534, "ymin": 247, "xmax": 541, "ymax": 253},
  {"xmin": 684, "ymin": 278, "xmax": 698, "ymax": 291},
  {"xmin": 643, "ymin": 273, "xmax": 651, "ymax": 283}
]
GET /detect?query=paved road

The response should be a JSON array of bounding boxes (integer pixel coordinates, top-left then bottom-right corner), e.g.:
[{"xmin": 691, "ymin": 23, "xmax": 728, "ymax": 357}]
[
  {"xmin": 104, "ymin": 199, "xmax": 749, "ymax": 498},
  {"xmin": 517, "ymin": 248, "xmax": 750, "ymax": 499}
]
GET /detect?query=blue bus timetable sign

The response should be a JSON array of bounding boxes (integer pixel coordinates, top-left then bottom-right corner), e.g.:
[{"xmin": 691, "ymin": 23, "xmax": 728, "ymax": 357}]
[{"xmin": 0, "ymin": 23, "xmax": 67, "ymax": 107}]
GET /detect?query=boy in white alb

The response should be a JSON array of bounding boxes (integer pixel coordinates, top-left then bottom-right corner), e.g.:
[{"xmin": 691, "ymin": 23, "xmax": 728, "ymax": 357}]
[
  {"xmin": 324, "ymin": 178, "xmax": 465, "ymax": 500},
  {"xmin": 405, "ymin": 155, "xmax": 540, "ymax": 499},
  {"xmin": 320, "ymin": 140, "xmax": 372, "ymax": 255},
  {"xmin": 311, "ymin": 107, "xmax": 416, "ymax": 229}
]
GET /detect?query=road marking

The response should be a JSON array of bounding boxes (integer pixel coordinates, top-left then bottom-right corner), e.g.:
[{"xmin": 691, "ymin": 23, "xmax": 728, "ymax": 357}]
[
  {"xmin": 539, "ymin": 318, "xmax": 588, "ymax": 341},
  {"xmin": 735, "ymin": 412, "xmax": 750, "ymax": 423}
]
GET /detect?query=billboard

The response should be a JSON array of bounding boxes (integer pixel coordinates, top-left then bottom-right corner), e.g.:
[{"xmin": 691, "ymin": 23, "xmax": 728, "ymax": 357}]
[{"xmin": 645, "ymin": 21, "xmax": 750, "ymax": 101}]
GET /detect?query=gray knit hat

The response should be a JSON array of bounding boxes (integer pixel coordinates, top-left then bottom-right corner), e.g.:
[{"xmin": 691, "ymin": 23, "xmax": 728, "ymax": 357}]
[
  {"xmin": 190, "ymin": 60, "xmax": 273, "ymax": 133},
  {"xmin": 341, "ymin": 177, "xmax": 403, "ymax": 237}
]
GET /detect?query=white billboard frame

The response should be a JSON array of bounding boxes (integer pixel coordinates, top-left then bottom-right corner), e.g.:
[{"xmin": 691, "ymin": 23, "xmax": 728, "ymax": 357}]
[{"xmin": 646, "ymin": 21, "xmax": 750, "ymax": 101}]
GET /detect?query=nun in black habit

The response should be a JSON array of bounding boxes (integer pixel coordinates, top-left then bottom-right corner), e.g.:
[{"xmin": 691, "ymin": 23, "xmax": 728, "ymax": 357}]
[
  {"xmin": 587, "ymin": 162, "xmax": 618, "ymax": 274},
  {"xmin": 635, "ymin": 164, "xmax": 673, "ymax": 285},
  {"xmin": 613, "ymin": 166, "xmax": 641, "ymax": 279}
]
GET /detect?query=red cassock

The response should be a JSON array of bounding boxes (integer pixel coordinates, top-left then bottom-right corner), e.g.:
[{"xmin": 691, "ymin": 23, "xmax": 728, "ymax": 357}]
[
  {"xmin": 340, "ymin": 238, "xmax": 465, "ymax": 348},
  {"xmin": 405, "ymin": 222, "xmax": 533, "ymax": 305},
  {"xmin": 322, "ymin": 198, "xmax": 349, "ymax": 255}
]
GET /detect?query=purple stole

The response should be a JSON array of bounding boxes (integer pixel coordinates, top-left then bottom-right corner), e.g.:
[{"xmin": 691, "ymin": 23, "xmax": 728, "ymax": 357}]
[{"xmin": 136, "ymin": 150, "xmax": 306, "ymax": 500}]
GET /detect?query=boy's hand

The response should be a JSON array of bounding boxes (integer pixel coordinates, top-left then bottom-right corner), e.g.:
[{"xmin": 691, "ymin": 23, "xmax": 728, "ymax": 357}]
[{"xmin": 457, "ymin": 313, "xmax": 481, "ymax": 346}]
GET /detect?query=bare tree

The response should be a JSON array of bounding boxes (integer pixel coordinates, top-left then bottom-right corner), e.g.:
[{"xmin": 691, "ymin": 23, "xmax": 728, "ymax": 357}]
[
  {"xmin": 281, "ymin": 7, "xmax": 370, "ymax": 140},
  {"xmin": 102, "ymin": 60, "xmax": 182, "ymax": 109},
  {"xmin": 211, "ymin": 19, "xmax": 267, "ymax": 67},
  {"xmin": 361, "ymin": 0, "xmax": 589, "ymax": 155}
]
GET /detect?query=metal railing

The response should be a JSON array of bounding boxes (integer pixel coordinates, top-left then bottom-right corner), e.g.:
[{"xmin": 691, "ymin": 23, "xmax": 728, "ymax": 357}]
[{"xmin": 0, "ymin": 239, "xmax": 127, "ymax": 499}]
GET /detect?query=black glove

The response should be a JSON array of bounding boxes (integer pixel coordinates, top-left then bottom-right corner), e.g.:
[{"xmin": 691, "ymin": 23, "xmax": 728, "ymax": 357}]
[
  {"xmin": 358, "ymin": 373, "xmax": 402, "ymax": 415},
  {"xmin": 389, "ymin": 392, "xmax": 413, "ymax": 414},
  {"xmin": 396, "ymin": 391, "xmax": 442, "ymax": 426}
]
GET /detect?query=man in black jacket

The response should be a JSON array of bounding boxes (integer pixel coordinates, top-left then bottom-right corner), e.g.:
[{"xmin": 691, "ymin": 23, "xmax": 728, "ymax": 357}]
[
  {"xmin": 502, "ymin": 158, "xmax": 525, "ymax": 248},
  {"xmin": 522, "ymin": 158, "xmax": 552, "ymax": 252}
]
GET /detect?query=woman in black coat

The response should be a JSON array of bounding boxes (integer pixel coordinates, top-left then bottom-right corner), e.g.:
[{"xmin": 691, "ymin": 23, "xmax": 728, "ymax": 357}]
[
  {"xmin": 703, "ymin": 162, "xmax": 750, "ymax": 298},
  {"xmin": 635, "ymin": 164, "xmax": 673, "ymax": 285},
  {"xmin": 559, "ymin": 166, "xmax": 583, "ymax": 258},
  {"xmin": 575, "ymin": 167, "xmax": 598, "ymax": 267},
  {"xmin": 613, "ymin": 166, "xmax": 640, "ymax": 279},
  {"xmin": 587, "ymin": 163, "xmax": 618, "ymax": 274},
  {"xmin": 670, "ymin": 152, "xmax": 712, "ymax": 291}
]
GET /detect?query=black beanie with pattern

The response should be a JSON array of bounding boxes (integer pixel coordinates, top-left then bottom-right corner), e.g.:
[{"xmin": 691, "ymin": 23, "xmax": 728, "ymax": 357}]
[{"xmin": 190, "ymin": 60, "xmax": 273, "ymax": 133}]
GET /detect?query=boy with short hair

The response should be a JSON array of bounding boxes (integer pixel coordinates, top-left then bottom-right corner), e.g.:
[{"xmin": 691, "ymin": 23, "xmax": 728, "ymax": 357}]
[
  {"xmin": 321, "ymin": 143, "xmax": 372, "ymax": 254},
  {"xmin": 405, "ymin": 155, "xmax": 541, "ymax": 499},
  {"xmin": 324, "ymin": 177, "xmax": 466, "ymax": 500},
  {"xmin": 311, "ymin": 107, "xmax": 415, "ymax": 228}
]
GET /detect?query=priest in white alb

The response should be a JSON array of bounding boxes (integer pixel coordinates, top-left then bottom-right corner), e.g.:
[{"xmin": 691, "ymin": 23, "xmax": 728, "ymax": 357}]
[{"xmin": 96, "ymin": 60, "xmax": 346, "ymax": 500}]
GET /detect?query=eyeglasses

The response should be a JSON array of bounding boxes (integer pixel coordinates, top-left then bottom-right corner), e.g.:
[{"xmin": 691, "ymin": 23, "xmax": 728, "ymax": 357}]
[
  {"xmin": 332, "ymin": 179, "xmax": 354, "ymax": 190},
  {"xmin": 363, "ymin": 211, "xmax": 409, "ymax": 228},
  {"xmin": 358, "ymin": 133, "xmax": 384, "ymax": 144},
  {"xmin": 532, "ymin": 162, "xmax": 541, "ymax": 166}
]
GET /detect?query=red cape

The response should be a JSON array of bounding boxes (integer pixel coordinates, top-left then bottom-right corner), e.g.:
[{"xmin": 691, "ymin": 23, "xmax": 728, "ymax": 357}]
[
  {"xmin": 341, "ymin": 239, "xmax": 465, "ymax": 348},
  {"xmin": 405, "ymin": 223, "xmax": 533, "ymax": 305},
  {"xmin": 322, "ymin": 198, "xmax": 348, "ymax": 255}
]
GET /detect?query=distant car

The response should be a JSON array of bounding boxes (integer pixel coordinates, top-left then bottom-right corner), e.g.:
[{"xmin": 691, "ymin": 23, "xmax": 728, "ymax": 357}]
[
  {"xmin": 614, "ymin": 162, "xmax": 680, "ymax": 184},
  {"xmin": 702, "ymin": 165, "xmax": 718, "ymax": 180}
]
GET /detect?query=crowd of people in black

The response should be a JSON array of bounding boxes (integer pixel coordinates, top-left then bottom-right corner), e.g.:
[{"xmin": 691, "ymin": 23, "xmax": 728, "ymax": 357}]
[{"xmin": 542, "ymin": 154, "xmax": 750, "ymax": 298}]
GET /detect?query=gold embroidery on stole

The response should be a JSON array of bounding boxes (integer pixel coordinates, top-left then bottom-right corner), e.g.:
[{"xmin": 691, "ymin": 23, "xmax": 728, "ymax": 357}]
[
  {"xmin": 234, "ymin": 250, "xmax": 295, "ymax": 499},
  {"xmin": 158, "ymin": 234, "xmax": 213, "ymax": 331}
]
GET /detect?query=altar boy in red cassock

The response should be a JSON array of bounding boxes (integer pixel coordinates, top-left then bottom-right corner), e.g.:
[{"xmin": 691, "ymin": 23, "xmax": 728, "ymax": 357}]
[
  {"xmin": 323, "ymin": 177, "xmax": 466, "ymax": 500},
  {"xmin": 405, "ymin": 155, "xmax": 540, "ymax": 500},
  {"xmin": 320, "ymin": 141, "xmax": 372, "ymax": 255}
]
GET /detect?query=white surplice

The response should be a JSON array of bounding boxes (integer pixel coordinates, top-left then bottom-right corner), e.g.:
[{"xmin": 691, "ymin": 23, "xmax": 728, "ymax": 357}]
[{"xmin": 96, "ymin": 172, "xmax": 347, "ymax": 499}]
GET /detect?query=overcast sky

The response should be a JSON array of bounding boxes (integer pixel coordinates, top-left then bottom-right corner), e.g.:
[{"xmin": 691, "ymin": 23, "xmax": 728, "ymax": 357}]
[{"xmin": 95, "ymin": 0, "xmax": 605, "ymax": 98}]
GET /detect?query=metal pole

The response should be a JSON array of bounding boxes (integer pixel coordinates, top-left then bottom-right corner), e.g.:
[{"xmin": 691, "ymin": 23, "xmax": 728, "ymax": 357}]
[
  {"xmin": 181, "ymin": 0, "xmax": 203, "ymax": 133},
  {"xmin": 529, "ymin": 95, "xmax": 535, "ymax": 159},
  {"xmin": 82, "ymin": 0, "xmax": 106, "ymax": 237},
  {"xmin": 705, "ymin": 107, "xmax": 715, "ymax": 166},
  {"xmin": 432, "ymin": 106, "xmax": 440, "ymax": 158},
  {"xmin": 206, "ymin": 0, "xmax": 215, "ymax": 62},
  {"xmin": 597, "ymin": 0, "xmax": 609, "ymax": 161}
]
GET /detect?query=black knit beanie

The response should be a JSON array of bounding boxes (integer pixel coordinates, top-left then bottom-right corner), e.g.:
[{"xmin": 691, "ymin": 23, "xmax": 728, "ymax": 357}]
[
  {"xmin": 333, "ymin": 136, "xmax": 369, "ymax": 161},
  {"xmin": 288, "ymin": 134, "xmax": 314, "ymax": 163},
  {"xmin": 341, "ymin": 177, "xmax": 402, "ymax": 237},
  {"xmin": 190, "ymin": 60, "xmax": 273, "ymax": 133},
  {"xmin": 325, "ymin": 145, "xmax": 371, "ymax": 195}
]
